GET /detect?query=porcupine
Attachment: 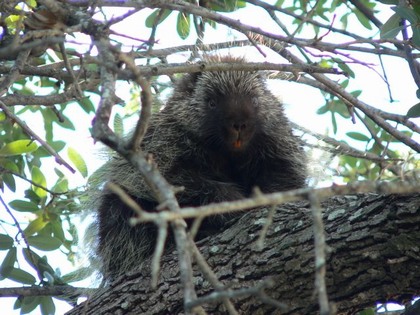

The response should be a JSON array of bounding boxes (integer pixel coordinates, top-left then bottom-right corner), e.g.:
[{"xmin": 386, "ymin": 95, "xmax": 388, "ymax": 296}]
[{"xmin": 93, "ymin": 55, "xmax": 307, "ymax": 281}]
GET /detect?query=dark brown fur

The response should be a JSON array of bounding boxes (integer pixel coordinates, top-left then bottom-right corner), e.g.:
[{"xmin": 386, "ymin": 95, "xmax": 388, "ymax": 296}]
[{"xmin": 93, "ymin": 56, "xmax": 307, "ymax": 280}]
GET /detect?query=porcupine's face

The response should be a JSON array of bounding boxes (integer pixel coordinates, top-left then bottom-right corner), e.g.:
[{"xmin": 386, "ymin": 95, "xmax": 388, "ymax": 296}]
[{"xmin": 198, "ymin": 72, "xmax": 262, "ymax": 154}]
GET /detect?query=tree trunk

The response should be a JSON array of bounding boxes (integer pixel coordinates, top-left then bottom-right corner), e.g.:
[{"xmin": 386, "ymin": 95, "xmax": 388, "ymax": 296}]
[{"xmin": 67, "ymin": 193, "xmax": 420, "ymax": 315}]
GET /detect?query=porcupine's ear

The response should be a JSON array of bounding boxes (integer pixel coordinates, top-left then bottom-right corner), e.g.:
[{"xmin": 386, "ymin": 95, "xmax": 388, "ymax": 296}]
[{"xmin": 173, "ymin": 71, "xmax": 203, "ymax": 97}]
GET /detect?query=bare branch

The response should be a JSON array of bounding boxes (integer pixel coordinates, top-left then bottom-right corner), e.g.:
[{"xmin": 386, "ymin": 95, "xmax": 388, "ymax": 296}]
[
  {"xmin": 309, "ymin": 192, "xmax": 332, "ymax": 315},
  {"xmin": 130, "ymin": 181, "xmax": 420, "ymax": 225},
  {"xmin": 0, "ymin": 285, "xmax": 96, "ymax": 298}
]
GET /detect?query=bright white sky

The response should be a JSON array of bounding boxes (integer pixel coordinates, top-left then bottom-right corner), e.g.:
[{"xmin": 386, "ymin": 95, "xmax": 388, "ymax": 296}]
[{"xmin": 1, "ymin": 1, "xmax": 419, "ymax": 314}]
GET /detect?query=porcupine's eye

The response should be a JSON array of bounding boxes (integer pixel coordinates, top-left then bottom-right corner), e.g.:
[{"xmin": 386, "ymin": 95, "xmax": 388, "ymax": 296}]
[{"xmin": 208, "ymin": 99, "xmax": 217, "ymax": 109}]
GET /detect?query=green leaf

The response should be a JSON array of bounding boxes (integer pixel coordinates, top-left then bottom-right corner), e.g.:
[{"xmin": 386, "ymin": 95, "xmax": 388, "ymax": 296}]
[
  {"xmin": 0, "ymin": 234, "xmax": 14, "ymax": 250},
  {"xmin": 177, "ymin": 12, "xmax": 190, "ymax": 40},
  {"xmin": 380, "ymin": 13, "xmax": 404, "ymax": 39},
  {"xmin": 358, "ymin": 307, "xmax": 375, "ymax": 315},
  {"xmin": 5, "ymin": 15, "xmax": 22, "ymax": 31},
  {"xmin": 35, "ymin": 141, "xmax": 66, "ymax": 158},
  {"xmin": 40, "ymin": 296, "xmax": 55, "ymax": 315},
  {"xmin": 209, "ymin": 0, "xmax": 246, "ymax": 12},
  {"xmin": 319, "ymin": 59, "xmax": 332, "ymax": 69},
  {"xmin": 0, "ymin": 140, "xmax": 38, "ymax": 156},
  {"xmin": 25, "ymin": 188, "xmax": 41, "ymax": 204},
  {"xmin": 24, "ymin": 217, "xmax": 49, "ymax": 237},
  {"xmin": 355, "ymin": 10, "xmax": 372, "ymax": 30},
  {"xmin": 26, "ymin": 0, "xmax": 38, "ymax": 8},
  {"xmin": 67, "ymin": 147, "xmax": 88, "ymax": 177},
  {"xmin": 331, "ymin": 112, "xmax": 338, "ymax": 134},
  {"xmin": 52, "ymin": 177, "xmax": 68, "ymax": 193},
  {"xmin": 57, "ymin": 115, "xmax": 76, "ymax": 130},
  {"xmin": 113, "ymin": 113, "xmax": 124, "ymax": 136},
  {"xmin": 393, "ymin": 6, "xmax": 419, "ymax": 24},
  {"xmin": 2, "ymin": 173, "xmax": 16, "ymax": 192},
  {"xmin": 78, "ymin": 97, "xmax": 96, "ymax": 114},
  {"xmin": 50, "ymin": 220, "xmax": 65, "ymax": 242},
  {"xmin": 31, "ymin": 166, "xmax": 47, "ymax": 198},
  {"xmin": 412, "ymin": 25, "xmax": 420, "ymax": 47},
  {"xmin": 22, "ymin": 248, "xmax": 55, "ymax": 276},
  {"xmin": 317, "ymin": 104, "xmax": 329, "ymax": 115},
  {"xmin": 0, "ymin": 247, "xmax": 17, "ymax": 277},
  {"xmin": 335, "ymin": 59, "xmax": 355, "ymax": 78},
  {"xmin": 406, "ymin": 102, "xmax": 420, "ymax": 118},
  {"xmin": 7, "ymin": 268, "xmax": 36, "ymax": 284},
  {"xmin": 40, "ymin": 108, "xmax": 54, "ymax": 142},
  {"xmin": 27, "ymin": 235, "xmax": 62, "ymax": 251},
  {"xmin": 1, "ymin": 160, "xmax": 19, "ymax": 172},
  {"xmin": 377, "ymin": 0, "xmax": 398, "ymax": 4},
  {"xmin": 346, "ymin": 132, "xmax": 371, "ymax": 142},
  {"xmin": 21, "ymin": 296, "xmax": 41, "ymax": 315},
  {"xmin": 333, "ymin": 101, "xmax": 351, "ymax": 118},
  {"xmin": 9, "ymin": 200, "xmax": 39, "ymax": 212},
  {"xmin": 145, "ymin": 9, "xmax": 172, "ymax": 27},
  {"xmin": 61, "ymin": 267, "xmax": 94, "ymax": 283}
]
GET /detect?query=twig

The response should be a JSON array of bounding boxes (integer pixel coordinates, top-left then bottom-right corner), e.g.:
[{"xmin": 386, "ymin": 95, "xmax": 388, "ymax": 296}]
[
  {"xmin": 308, "ymin": 192, "xmax": 332, "ymax": 315},
  {"xmin": 92, "ymin": 28, "xmax": 197, "ymax": 313},
  {"xmin": 146, "ymin": 8, "xmax": 166, "ymax": 51},
  {"xmin": 255, "ymin": 205, "xmax": 275, "ymax": 250},
  {"xmin": 0, "ymin": 49, "xmax": 30, "ymax": 94},
  {"xmin": 401, "ymin": 18, "xmax": 420, "ymax": 89},
  {"xmin": 172, "ymin": 217, "xmax": 197, "ymax": 314},
  {"xmin": 378, "ymin": 54, "xmax": 394, "ymax": 102},
  {"xmin": 348, "ymin": 0, "xmax": 382, "ymax": 28},
  {"xmin": 268, "ymin": 43, "xmax": 420, "ymax": 152},
  {"xmin": 0, "ymin": 100, "xmax": 76, "ymax": 173},
  {"xmin": 0, "ymin": 195, "xmax": 43, "ymax": 282},
  {"xmin": 151, "ymin": 221, "xmax": 168, "ymax": 289},
  {"xmin": 295, "ymin": 76, "xmax": 420, "ymax": 135},
  {"xmin": 105, "ymin": 182, "xmax": 144, "ymax": 215},
  {"xmin": 185, "ymin": 278, "xmax": 287, "ymax": 312},
  {"xmin": 246, "ymin": 0, "xmax": 364, "ymax": 40},
  {"xmin": 131, "ymin": 61, "xmax": 344, "ymax": 78},
  {"xmin": 0, "ymin": 285, "xmax": 96, "ymax": 298},
  {"xmin": 0, "ymin": 166, "xmax": 68, "ymax": 195},
  {"xmin": 106, "ymin": 178, "xmax": 169, "ymax": 289},
  {"xmin": 190, "ymin": 240, "xmax": 239, "ymax": 315},
  {"xmin": 130, "ymin": 181, "xmax": 420, "ymax": 225},
  {"xmin": 117, "ymin": 51, "xmax": 153, "ymax": 149},
  {"xmin": 292, "ymin": 122, "xmax": 402, "ymax": 163}
]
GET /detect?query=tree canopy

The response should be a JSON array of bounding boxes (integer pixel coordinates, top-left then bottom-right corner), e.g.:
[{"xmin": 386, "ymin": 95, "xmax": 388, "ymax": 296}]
[{"xmin": 0, "ymin": 1, "xmax": 419, "ymax": 314}]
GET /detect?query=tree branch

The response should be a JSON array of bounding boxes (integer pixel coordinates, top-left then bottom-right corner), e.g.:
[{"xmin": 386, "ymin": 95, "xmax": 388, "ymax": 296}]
[{"xmin": 0, "ymin": 285, "xmax": 95, "ymax": 298}]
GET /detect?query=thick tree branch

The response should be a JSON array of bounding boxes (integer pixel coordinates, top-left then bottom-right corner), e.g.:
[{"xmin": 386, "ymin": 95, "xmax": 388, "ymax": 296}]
[{"xmin": 66, "ymin": 193, "xmax": 420, "ymax": 315}]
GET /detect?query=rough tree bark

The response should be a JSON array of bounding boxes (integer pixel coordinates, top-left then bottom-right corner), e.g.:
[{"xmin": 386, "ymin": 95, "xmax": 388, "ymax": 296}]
[{"xmin": 68, "ymin": 193, "xmax": 420, "ymax": 315}]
